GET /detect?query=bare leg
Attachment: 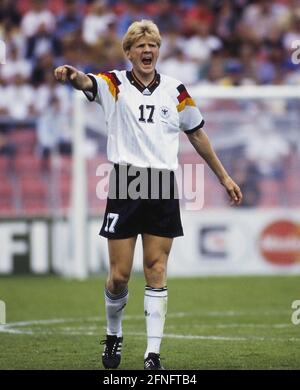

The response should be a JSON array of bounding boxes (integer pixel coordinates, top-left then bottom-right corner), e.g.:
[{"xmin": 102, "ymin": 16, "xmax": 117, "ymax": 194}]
[
  {"xmin": 106, "ymin": 236, "xmax": 137, "ymax": 293},
  {"xmin": 142, "ymin": 234, "xmax": 173, "ymax": 288}
]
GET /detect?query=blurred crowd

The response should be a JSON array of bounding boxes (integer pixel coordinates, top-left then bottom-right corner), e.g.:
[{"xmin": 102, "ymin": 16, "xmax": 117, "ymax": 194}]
[
  {"xmin": 0, "ymin": 0, "xmax": 299, "ymax": 126},
  {"xmin": 0, "ymin": 0, "xmax": 299, "ymax": 212},
  {"xmin": 1, "ymin": 0, "xmax": 299, "ymax": 151},
  {"xmin": 0, "ymin": 0, "xmax": 300, "ymax": 122}
]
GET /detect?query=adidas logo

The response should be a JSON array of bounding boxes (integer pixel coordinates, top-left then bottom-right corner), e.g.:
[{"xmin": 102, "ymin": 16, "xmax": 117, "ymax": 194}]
[
  {"xmin": 145, "ymin": 359, "xmax": 154, "ymax": 368},
  {"xmin": 116, "ymin": 303, "xmax": 126, "ymax": 313}
]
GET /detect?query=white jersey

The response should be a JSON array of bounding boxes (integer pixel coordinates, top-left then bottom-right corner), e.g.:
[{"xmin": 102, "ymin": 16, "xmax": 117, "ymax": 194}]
[{"xmin": 84, "ymin": 69, "xmax": 204, "ymax": 170}]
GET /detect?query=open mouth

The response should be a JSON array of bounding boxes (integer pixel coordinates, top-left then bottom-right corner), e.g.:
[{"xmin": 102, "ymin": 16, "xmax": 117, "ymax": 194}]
[{"xmin": 142, "ymin": 57, "xmax": 152, "ymax": 66}]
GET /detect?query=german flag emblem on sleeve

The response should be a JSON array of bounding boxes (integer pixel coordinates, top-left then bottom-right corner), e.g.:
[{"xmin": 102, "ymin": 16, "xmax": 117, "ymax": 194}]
[{"xmin": 176, "ymin": 84, "xmax": 196, "ymax": 112}]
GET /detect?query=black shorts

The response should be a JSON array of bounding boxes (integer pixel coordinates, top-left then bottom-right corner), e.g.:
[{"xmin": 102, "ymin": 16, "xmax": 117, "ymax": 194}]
[{"xmin": 99, "ymin": 164, "xmax": 183, "ymax": 239}]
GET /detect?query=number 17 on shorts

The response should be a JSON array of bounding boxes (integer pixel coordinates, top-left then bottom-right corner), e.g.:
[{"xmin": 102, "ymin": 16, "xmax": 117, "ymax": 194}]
[{"xmin": 104, "ymin": 213, "xmax": 119, "ymax": 233}]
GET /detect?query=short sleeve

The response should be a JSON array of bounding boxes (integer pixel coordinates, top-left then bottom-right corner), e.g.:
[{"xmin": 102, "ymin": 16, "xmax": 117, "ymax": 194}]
[
  {"xmin": 83, "ymin": 71, "xmax": 121, "ymax": 120},
  {"xmin": 176, "ymin": 84, "xmax": 205, "ymax": 134}
]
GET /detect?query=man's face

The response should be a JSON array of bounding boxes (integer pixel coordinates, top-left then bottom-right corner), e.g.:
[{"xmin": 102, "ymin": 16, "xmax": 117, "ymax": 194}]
[{"xmin": 126, "ymin": 36, "xmax": 159, "ymax": 78}]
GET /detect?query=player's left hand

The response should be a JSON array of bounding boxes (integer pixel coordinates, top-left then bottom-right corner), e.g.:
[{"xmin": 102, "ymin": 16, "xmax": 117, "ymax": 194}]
[{"xmin": 221, "ymin": 176, "xmax": 243, "ymax": 206}]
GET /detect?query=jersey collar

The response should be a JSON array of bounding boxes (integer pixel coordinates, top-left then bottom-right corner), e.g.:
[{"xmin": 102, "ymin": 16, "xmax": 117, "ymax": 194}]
[{"xmin": 126, "ymin": 70, "xmax": 160, "ymax": 95}]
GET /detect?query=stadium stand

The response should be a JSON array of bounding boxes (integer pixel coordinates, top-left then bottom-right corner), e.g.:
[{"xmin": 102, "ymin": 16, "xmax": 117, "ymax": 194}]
[{"xmin": 0, "ymin": 0, "xmax": 299, "ymax": 216}]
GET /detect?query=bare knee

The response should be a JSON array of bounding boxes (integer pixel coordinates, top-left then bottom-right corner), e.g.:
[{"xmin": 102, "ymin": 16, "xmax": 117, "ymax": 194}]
[
  {"xmin": 107, "ymin": 271, "xmax": 130, "ymax": 294},
  {"xmin": 144, "ymin": 258, "xmax": 167, "ymax": 287}
]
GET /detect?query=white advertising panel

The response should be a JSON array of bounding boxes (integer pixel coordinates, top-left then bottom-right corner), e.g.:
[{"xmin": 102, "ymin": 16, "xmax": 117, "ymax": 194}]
[{"xmin": 0, "ymin": 209, "xmax": 300, "ymax": 276}]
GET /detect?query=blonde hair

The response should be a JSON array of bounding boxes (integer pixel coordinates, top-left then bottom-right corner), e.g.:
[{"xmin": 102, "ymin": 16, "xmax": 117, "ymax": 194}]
[{"xmin": 122, "ymin": 20, "xmax": 162, "ymax": 52}]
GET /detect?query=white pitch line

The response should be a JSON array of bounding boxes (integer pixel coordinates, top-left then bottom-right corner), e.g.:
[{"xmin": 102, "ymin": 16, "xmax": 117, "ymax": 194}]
[
  {"xmin": 0, "ymin": 308, "xmax": 290, "ymax": 329},
  {"xmin": 2, "ymin": 327, "xmax": 299, "ymax": 342},
  {"xmin": 0, "ymin": 313, "xmax": 188, "ymax": 334},
  {"xmin": 0, "ymin": 309, "xmax": 295, "ymax": 340},
  {"xmin": 0, "ymin": 312, "xmax": 189, "ymax": 329},
  {"xmin": 159, "ymin": 334, "xmax": 300, "ymax": 342},
  {"xmin": 0, "ymin": 316, "xmax": 298, "ymax": 342},
  {"xmin": 126, "ymin": 332, "xmax": 300, "ymax": 342},
  {"xmin": 166, "ymin": 323, "xmax": 293, "ymax": 329}
]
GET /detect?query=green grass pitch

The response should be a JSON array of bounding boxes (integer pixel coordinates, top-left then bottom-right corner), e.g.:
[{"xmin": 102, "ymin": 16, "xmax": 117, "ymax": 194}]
[{"xmin": 0, "ymin": 275, "xmax": 299, "ymax": 370}]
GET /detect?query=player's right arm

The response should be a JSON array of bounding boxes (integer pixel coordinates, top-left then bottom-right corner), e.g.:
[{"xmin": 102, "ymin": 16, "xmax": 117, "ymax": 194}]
[{"xmin": 54, "ymin": 65, "xmax": 93, "ymax": 92}]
